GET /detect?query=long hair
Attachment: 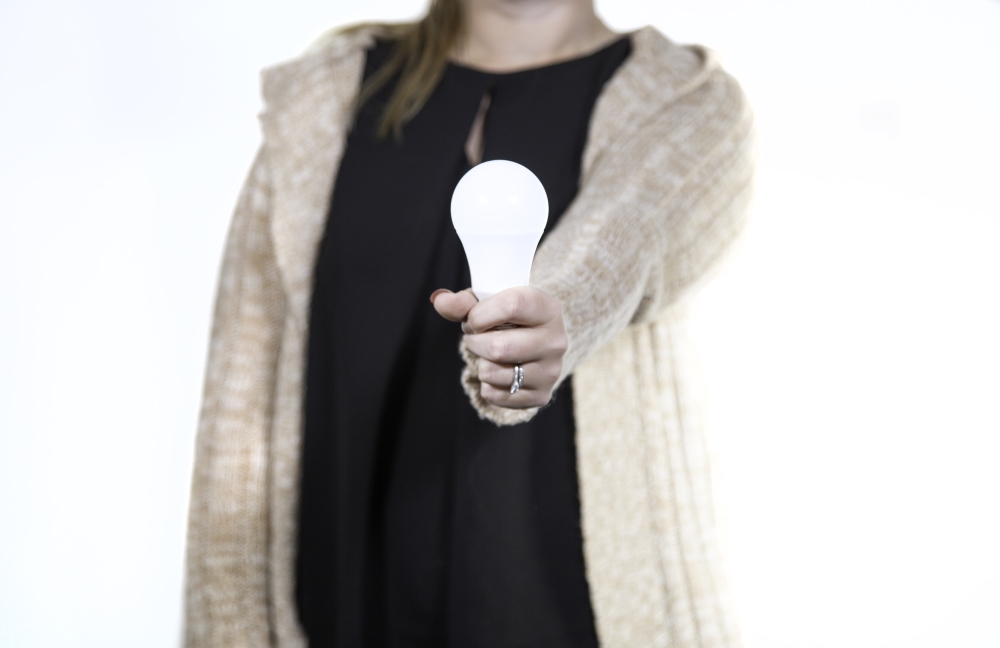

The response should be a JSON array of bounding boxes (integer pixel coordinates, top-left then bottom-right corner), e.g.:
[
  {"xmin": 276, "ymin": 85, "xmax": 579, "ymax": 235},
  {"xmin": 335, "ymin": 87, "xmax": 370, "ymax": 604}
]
[{"xmin": 350, "ymin": 0, "xmax": 465, "ymax": 139}]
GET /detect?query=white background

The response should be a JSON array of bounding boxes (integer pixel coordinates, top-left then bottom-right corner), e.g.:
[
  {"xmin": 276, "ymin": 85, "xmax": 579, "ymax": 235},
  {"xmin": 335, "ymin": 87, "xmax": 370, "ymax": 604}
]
[{"xmin": 1, "ymin": 0, "xmax": 998, "ymax": 646}]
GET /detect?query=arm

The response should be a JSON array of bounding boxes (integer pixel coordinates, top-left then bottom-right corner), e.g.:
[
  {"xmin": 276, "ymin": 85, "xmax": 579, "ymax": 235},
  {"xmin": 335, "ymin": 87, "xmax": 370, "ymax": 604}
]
[{"xmin": 444, "ymin": 70, "xmax": 755, "ymax": 425}]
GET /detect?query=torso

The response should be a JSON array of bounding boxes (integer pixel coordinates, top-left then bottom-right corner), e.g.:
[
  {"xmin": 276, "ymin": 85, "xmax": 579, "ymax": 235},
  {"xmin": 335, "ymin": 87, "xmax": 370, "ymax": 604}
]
[{"xmin": 297, "ymin": 36, "xmax": 631, "ymax": 648}]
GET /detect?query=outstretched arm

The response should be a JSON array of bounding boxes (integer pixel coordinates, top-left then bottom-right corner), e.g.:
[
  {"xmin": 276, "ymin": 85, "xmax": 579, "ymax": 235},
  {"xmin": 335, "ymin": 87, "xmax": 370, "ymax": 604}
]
[{"xmin": 439, "ymin": 69, "xmax": 755, "ymax": 425}]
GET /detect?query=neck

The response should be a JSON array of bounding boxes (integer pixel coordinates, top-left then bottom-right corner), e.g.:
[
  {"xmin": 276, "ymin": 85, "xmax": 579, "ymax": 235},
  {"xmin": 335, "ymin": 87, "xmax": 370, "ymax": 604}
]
[{"xmin": 452, "ymin": 0, "xmax": 617, "ymax": 72}]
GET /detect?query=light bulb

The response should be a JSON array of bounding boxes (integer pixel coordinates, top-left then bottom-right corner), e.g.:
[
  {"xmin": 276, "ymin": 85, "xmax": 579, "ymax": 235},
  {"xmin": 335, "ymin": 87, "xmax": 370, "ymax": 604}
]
[{"xmin": 451, "ymin": 160, "xmax": 549, "ymax": 300}]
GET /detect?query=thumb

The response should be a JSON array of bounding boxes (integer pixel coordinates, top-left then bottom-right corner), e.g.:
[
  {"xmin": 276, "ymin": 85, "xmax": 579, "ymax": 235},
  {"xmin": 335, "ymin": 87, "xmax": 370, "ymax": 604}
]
[{"xmin": 431, "ymin": 288, "xmax": 478, "ymax": 322}]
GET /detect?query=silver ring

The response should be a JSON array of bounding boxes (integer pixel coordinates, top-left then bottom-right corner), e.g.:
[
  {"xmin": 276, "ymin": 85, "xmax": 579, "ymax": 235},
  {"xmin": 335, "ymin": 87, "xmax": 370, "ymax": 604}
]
[{"xmin": 510, "ymin": 364, "xmax": 524, "ymax": 394}]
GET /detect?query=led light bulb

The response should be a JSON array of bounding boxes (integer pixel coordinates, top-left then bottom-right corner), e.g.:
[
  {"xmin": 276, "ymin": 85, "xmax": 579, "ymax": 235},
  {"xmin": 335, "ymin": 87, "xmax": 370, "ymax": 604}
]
[{"xmin": 451, "ymin": 160, "xmax": 549, "ymax": 300}]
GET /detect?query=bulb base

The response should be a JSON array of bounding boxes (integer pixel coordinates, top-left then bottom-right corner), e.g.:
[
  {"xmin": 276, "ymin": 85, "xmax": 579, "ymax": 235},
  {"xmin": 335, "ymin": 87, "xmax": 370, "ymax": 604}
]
[{"xmin": 456, "ymin": 230, "xmax": 544, "ymax": 302}]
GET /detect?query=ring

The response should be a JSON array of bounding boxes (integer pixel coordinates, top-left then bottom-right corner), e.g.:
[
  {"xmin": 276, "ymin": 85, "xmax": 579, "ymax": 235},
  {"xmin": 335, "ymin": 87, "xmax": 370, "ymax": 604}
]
[{"xmin": 510, "ymin": 364, "xmax": 524, "ymax": 394}]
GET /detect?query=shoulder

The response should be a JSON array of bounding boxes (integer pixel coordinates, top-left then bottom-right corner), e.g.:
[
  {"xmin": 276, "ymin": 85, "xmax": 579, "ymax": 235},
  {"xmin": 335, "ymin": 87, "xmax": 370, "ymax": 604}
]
[
  {"xmin": 633, "ymin": 27, "xmax": 747, "ymax": 113},
  {"xmin": 257, "ymin": 24, "xmax": 389, "ymax": 117},
  {"xmin": 584, "ymin": 27, "xmax": 752, "ymax": 173},
  {"xmin": 608, "ymin": 27, "xmax": 750, "ymax": 140},
  {"xmin": 626, "ymin": 28, "xmax": 717, "ymax": 101}
]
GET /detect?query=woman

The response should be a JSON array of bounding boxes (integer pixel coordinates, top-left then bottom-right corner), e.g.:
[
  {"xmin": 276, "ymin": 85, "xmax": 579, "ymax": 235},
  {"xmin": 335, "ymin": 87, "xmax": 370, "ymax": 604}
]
[{"xmin": 184, "ymin": 0, "xmax": 754, "ymax": 646}]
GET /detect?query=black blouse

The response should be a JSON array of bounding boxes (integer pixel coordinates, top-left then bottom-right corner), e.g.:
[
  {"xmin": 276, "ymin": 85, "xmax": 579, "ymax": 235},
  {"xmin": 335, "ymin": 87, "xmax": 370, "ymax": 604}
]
[{"xmin": 298, "ymin": 37, "xmax": 631, "ymax": 648}]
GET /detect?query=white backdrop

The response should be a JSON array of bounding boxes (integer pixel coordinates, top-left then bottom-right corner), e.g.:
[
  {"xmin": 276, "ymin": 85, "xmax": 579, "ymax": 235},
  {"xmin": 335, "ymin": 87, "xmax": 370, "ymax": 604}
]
[{"xmin": 1, "ymin": 0, "xmax": 998, "ymax": 646}]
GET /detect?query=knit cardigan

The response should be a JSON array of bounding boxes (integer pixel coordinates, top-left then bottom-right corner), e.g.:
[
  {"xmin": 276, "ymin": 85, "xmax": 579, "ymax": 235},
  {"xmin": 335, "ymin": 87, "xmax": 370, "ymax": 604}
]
[{"xmin": 185, "ymin": 25, "xmax": 755, "ymax": 648}]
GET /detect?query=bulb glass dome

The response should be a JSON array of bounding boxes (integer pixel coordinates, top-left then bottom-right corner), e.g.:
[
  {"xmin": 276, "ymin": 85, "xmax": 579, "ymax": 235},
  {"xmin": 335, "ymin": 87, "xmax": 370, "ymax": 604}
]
[
  {"xmin": 451, "ymin": 160, "xmax": 548, "ymax": 234},
  {"xmin": 451, "ymin": 160, "xmax": 549, "ymax": 300}
]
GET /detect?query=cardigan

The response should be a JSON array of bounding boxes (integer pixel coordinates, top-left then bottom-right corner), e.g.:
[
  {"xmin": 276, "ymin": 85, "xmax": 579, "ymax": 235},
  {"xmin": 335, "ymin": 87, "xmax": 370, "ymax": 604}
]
[{"xmin": 184, "ymin": 25, "xmax": 755, "ymax": 648}]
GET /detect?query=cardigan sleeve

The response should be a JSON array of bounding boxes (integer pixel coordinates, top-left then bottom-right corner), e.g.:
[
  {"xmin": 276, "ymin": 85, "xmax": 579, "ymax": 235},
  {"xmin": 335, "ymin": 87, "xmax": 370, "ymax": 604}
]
[
  {"xmin": 184, "ymin": 146, "xmax": 287, "ymax": 646},
  {"xmin": 460, "ymin": 68, "xmax": 755, "ymax": 425}
]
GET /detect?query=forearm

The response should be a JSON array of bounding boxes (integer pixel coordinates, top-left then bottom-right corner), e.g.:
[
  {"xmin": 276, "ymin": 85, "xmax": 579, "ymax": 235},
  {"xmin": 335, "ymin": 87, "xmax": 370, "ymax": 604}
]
[
  {"xmin": 535, "ymin": 72, "xmax": 755, "ymax": 383},
  {"xmin": 459, "ymin": 70, "xmax": 755, "ymax": 425}
]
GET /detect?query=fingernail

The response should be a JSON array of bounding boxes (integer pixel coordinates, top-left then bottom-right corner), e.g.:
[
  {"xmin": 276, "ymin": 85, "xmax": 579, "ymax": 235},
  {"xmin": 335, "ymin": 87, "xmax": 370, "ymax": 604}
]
[{"xmin": 430, "ymin": 289, "xmax": 451, "ymax": 304}]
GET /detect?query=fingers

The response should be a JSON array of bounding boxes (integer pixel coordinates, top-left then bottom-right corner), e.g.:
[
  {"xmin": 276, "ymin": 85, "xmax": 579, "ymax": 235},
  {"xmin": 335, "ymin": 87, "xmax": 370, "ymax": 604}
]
[
  {"xmin": 477, "ymin": 358, "xmax": 561, "ymax": 392},
  {"xmin": 479, "ymin": 380, "xmax": 552, "ymax": 409},
  {"xmin": 431, "ymin": 288, "xmax": 478, "ymax": 322},
  {"xmin": 464, "ymin": 327, "xmax": 567, "ymax": 365},
  {"xmin": 462, "ymin": 287, "xmax": 567, "ymax": 411},
  {"xmin": 478, "ymin": 361, "xmax": 553, "ymax": 409},
  {"xmin": 466, "ymin": 286, "xmax": 560, "ymax": 333},
  {"xmin": 433, "ymin": 286, "xmax": 567, "ymax": 410},
  {"xmin": 475, "ymin": 356, "xmax": 562, "ymax": 410}
]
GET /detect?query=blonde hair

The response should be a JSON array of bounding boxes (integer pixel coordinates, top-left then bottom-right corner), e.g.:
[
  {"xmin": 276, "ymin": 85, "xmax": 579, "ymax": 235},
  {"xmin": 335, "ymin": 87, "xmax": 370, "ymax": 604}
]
[{"xmin": 347, "ymin": 0, "xmax": 465, "ymax": 139}]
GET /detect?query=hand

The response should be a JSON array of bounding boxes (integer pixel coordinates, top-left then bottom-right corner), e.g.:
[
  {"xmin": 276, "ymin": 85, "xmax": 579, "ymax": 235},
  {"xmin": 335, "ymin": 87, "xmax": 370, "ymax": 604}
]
[{"xmin": 431, "ymin": 286, "xmax": 569, "ymax": 409}]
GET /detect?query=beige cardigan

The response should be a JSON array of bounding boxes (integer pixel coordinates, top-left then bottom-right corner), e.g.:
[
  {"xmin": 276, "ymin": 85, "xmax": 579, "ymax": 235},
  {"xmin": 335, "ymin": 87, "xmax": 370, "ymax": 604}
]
[{"xmin": 185, "ymin": 25, "xmax": 754, "ymax": 648}]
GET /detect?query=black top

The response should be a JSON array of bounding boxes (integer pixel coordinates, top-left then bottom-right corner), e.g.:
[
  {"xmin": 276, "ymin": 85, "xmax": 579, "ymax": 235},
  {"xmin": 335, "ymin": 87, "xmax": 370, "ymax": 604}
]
[{"xmin": 297, "ymin": 37, "xmax": 632, "ymax": 648}]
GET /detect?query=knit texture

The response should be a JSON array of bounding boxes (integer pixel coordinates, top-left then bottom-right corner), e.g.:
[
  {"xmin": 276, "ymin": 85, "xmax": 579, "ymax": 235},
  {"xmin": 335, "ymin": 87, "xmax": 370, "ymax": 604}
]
[{"xmin": 185, "ymin": 25, "xmax": 754, "ymax": 648}]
